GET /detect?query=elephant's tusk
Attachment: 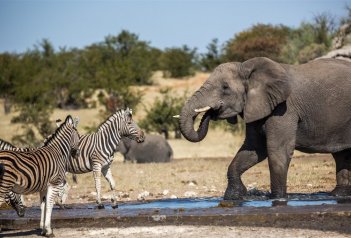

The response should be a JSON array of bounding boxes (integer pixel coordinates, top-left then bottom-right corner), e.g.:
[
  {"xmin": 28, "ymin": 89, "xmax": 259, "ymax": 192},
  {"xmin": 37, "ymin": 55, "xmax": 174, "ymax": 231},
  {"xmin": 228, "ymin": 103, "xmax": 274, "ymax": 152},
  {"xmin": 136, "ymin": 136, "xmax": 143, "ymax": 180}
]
[
  {"xmin": 194, "ymin": 106, "xmax": 211, "ymax": 113},
  {"xmin": 173, "ymin": 115, "xmax": 180, "ymax": 118}
]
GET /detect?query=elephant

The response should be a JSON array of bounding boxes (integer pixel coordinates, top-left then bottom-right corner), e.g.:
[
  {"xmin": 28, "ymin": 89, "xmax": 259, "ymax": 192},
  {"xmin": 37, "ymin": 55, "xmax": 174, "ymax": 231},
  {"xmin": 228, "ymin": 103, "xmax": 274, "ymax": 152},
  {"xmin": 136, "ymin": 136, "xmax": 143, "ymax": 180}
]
[
  {"xmin": 118, "ymin": 134, "xmax": 173, "ymax": 163},
  {"xmin": 177, "ymin": 57, "xmax": 351, "ymax": 200}
]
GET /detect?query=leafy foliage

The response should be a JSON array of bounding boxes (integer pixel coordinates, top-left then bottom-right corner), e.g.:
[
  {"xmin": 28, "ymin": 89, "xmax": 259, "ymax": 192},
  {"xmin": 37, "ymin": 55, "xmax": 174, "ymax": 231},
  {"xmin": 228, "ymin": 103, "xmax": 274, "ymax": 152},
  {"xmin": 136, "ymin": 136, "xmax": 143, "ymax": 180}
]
[
  {"xmin": 159, "ymin": 45, "xmax": 197, "ymax": 78},
  {"xmin": 0, "ymin": 31, "xmax": 158, "ymax": 145},
  {"xmin": 223, "ymin": 24, "xmax": 291, "ymax": 62},
  {"xmin": 139, "ymin": 88, "xmax": 188, "ymax": 138},
  {"xmin": 200, "ymin": 38, "xmax": 223, "ymax": 72}
]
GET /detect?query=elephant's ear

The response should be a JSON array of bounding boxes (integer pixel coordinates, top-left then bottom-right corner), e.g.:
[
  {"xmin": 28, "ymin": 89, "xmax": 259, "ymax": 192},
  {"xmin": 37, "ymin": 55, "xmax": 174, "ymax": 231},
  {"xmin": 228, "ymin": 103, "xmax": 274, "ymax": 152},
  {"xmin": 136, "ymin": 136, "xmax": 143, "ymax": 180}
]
[{"xmin": 240, "ymin": 57, "xmax": 291, "ymax": 123}]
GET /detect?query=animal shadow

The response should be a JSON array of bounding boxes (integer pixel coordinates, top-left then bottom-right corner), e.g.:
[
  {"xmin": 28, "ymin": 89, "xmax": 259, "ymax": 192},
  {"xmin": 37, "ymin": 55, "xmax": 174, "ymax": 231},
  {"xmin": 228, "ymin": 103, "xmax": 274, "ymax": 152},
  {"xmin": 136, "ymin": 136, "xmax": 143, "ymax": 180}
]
[{"xmin": 0, "ymin": 228, "xmax": 42, "ymax": 237}]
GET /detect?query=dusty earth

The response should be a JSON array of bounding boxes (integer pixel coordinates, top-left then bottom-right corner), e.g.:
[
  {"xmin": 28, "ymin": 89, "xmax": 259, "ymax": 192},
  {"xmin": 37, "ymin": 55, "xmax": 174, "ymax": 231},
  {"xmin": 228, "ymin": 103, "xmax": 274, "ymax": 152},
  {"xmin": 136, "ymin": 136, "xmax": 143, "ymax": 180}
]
[
  {"xmin": 2, "ymin": 225, "xmax": 351, "ymax": 238},
  {"xmin": 1, "ymin": 153, "xmax": 345, "ymax": 238}
]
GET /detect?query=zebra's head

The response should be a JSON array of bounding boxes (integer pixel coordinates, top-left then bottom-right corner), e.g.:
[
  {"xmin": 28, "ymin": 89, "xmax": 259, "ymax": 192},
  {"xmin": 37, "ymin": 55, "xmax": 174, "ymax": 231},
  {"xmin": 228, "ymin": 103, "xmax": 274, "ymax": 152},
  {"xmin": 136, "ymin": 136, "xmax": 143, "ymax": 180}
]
[
  {"xmin": 69, "ymin": 116, "xmax": 81, "ymax": 159},
  {"xmin": 121, "ymin": 108, "xmax": 145, "ymax": 143}
]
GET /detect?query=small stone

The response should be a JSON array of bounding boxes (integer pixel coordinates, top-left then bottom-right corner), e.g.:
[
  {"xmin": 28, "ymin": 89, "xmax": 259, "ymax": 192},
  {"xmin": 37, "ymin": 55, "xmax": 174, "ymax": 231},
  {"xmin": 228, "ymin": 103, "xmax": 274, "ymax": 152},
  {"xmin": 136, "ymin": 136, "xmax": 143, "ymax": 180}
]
[
  {"xmin": 162, "ymin": 190, "xmax": 169, "ymax": 196},
  {"xmin": 184, "ymin": 191, "xmax": 197, "ymax": 197},
  {"xmin": 170, "ymin": 195, "xmax": 177, "ymax": 199},
  {"xmin": 137, "ymin": 191, "xmax": 150, "ymax": 200}
]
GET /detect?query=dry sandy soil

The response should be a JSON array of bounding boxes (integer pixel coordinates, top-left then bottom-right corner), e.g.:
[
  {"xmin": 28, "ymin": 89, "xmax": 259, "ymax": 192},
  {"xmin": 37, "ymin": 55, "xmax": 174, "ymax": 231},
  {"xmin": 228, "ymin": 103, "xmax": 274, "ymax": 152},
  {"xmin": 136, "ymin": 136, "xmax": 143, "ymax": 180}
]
[
  {"xmin": 3, "ymin": 225, "xmax": 351, "ymax": 238},
  {"xmin": 0, "ymin": 72, "xmax": 347, "ymax": 237}
]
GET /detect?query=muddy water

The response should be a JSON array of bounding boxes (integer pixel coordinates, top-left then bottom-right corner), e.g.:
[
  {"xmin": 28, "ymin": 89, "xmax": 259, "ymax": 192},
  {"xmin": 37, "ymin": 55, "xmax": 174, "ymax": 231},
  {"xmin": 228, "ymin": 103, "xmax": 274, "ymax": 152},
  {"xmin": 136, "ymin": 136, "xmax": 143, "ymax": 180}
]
[{"xmin": 90, "ymin": 192, "xmax": 351, "ymax": 210}]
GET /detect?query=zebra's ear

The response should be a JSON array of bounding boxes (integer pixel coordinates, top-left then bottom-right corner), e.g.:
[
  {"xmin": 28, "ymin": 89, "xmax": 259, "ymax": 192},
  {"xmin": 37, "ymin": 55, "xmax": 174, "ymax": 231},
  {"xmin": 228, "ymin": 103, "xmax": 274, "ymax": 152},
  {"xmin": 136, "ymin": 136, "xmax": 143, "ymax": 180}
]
[{"xmin": 66, "ymin": 115, "xmax": 74, "ymax": 125}]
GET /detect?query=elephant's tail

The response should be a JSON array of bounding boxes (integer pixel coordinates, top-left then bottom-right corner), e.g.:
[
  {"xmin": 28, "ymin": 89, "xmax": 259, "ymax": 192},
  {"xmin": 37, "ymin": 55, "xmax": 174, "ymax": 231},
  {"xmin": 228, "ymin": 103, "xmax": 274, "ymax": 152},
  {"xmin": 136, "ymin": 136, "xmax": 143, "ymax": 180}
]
[{"xmin": 167, "ymin": 142, "xmax": 174, "ymax": 161}]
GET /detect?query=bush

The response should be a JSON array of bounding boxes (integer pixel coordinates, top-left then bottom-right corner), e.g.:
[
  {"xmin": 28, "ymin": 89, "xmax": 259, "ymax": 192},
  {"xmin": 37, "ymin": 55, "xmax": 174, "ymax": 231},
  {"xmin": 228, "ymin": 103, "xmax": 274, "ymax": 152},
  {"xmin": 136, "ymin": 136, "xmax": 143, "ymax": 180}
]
[
  {"xmin": 297, "ymin": 43, "xmax": 327, "ymax": 63},
  {"xmin": 200, "ymin": 38, "xmax": 223, "ymax": 72},
  {"xmin": 223, "ymin": 24, "xmax": 290, "ymax": 62},
  {"xmin": 159, "ymin": 45, "xmax": 197, "ymax": 78},
  {"xmin": 139, "ymin": 88, "xmax": 188, "ymax": 139}
]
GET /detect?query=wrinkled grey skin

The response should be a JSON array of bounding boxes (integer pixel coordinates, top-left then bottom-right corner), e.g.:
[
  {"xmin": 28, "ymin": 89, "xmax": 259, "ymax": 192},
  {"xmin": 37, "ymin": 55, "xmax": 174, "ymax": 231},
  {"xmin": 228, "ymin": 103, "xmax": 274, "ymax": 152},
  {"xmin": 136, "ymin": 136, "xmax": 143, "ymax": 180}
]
[
  {"xmin": 179, "ymin": 57, "xmax": 351, "ymax": 200},
  {"xmin": 118, "ymin": 134, "xmax": 173, "ymax": 163}
]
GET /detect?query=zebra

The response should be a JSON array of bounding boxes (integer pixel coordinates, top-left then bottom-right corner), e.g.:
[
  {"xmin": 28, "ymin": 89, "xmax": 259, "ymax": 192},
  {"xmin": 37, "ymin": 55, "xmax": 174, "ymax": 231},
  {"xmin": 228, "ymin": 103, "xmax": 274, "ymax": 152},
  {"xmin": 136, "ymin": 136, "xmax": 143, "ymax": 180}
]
[
  {"xmin": 67, "ymin": 108, "xmax": 144, "ymax": 208},
  {"xmin": 0, "ymin": 138, "xmax": 34, "ymax": 216},
  {"xmin": 0, "ymin": 115, "xmax": 80, "ymax": 237},
  {"xmin": 0, "ymin": 118, "xmax": 78, "ymax": 215}
]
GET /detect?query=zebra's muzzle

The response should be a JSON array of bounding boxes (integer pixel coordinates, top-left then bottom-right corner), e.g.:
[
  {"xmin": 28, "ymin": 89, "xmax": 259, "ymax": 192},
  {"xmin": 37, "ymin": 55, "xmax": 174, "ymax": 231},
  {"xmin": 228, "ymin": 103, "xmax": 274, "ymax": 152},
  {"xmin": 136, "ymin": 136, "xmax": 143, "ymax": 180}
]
[{"xmin": 136, "ymin": 131, "xmax": 145, "ymax": 143}]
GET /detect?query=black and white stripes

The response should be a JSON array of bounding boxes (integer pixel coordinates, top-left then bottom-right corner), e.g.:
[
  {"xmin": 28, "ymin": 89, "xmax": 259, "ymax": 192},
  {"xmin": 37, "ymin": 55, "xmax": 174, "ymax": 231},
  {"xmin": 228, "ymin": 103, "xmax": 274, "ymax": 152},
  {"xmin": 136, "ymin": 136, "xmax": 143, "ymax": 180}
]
[
  {"xmin": 66, "ymin": 108, "xmax": 144, "ymax": 208},
  {"xmin": 0, "ymin": 115, "xmax": 80, "ymax": 236}
]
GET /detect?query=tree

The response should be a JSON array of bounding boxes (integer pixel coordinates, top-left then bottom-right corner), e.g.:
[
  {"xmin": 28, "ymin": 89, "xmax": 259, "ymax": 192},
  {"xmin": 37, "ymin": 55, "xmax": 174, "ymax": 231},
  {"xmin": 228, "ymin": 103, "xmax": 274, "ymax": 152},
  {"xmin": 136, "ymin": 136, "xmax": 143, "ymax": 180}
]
[
  {"xmin": 139, "ymin": 88, "xmax": 187, "ymax": 139},
  {"xmin": 0, "ymin": 53, "xmax": 19, "ymax": 113},
  {"xmin": 224, "ymin": 24, "xmax": 291, "ymax": 62},
  {"xmin": 159, "ymin": 45, "xmax": 197, "ymax": 78},
  {"xmin": 312, "ymin": 12, "xmax": 336, "ymax": 48},
  {"xmin": 200, "ymin": 38, "xmax": 223, "ymax": 72}
]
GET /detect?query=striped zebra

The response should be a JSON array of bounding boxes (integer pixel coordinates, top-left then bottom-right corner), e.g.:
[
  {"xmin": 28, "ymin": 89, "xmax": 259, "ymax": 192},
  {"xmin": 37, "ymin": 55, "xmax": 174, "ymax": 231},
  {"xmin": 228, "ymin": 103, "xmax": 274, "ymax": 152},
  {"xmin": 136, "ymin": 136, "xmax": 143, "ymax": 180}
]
[
  {"xmin": 67, "ymin": 108, "xmax": 144, "ymax": 208},
  {"xmin": 0, "ymin": 139, "xmax": 29, "ymax": 217},
  {"xmin": 0, "ymin": 119, "xmax": 78, "ymax": 215},
  {"xmin": 0, "ymin": 115, "xmax": 80, "ymax": 237}
]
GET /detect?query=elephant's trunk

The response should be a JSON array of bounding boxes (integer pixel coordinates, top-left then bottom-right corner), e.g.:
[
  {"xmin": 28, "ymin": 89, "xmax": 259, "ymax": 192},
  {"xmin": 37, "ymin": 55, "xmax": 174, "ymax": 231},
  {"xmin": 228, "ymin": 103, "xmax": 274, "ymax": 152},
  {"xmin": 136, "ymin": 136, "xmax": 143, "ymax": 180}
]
[{"xmin": 179, "ymin": 96, "xmax": 212, "ymax": 142}]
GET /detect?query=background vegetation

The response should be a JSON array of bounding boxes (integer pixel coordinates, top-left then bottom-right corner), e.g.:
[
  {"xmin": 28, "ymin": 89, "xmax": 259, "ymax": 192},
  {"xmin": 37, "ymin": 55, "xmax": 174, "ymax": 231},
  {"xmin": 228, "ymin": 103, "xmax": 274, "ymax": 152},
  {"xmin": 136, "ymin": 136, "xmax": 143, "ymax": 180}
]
[{"xmin": 0, "ymin": 10, "xmax": 349, "ymax": 145}]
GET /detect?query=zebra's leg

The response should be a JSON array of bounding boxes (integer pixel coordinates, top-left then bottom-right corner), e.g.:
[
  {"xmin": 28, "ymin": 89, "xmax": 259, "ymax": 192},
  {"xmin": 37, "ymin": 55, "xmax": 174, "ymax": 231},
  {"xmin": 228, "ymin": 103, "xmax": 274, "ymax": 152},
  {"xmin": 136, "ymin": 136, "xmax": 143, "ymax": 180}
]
[
  {"xmin": 56, "ymin": 181, "xmax": 70, "ymax": 209},
  {"xmin": 42, "ymin": 183, "xmax": 63, "ymax": 237},
  {"xmin": 93, "ymin": 164, "xmax": 104, "ymax": 209},
  {"xmin": 5, "ymin": 191, "xmax": 25, "ymax": 217},
  {"xmin": 102, "ymin": 166, "xmax": 118, "ymax": 208},
  {"xmin": 39, "ymin": 190, "xmax": 47, "ymax": 232}
]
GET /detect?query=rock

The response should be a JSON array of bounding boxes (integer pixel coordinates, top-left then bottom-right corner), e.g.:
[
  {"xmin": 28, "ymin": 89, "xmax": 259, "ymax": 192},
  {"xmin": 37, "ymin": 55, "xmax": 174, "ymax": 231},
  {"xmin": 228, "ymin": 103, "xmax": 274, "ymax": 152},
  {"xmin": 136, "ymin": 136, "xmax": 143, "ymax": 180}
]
[
  {"xmin": 184, "ymin": 191, "xmax": 197, "ymax": 197},
  {"xmin": 318, "ymin": 23, "xmax": 351, "ymax": 62},
  {"xmin": 170, "ymin": 195, "xmax": 178, "ymax": 199},
  {"xmin": 162, "ymin": 190, "xmax": 169, "ymax": 196},
  {"xmin": 137, "ymin": 191, "xmax": 150, "ymax": 200}
]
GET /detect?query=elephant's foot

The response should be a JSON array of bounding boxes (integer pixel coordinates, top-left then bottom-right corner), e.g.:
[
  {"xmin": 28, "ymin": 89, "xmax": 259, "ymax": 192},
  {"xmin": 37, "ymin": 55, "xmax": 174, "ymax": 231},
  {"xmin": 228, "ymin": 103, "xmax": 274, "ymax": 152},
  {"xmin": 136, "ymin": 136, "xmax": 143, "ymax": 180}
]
[
  {"xmin": 223, "ymin": 181, "xmax": 247, "ymax": 200},
  {"xmin": 331, "ymin": 185, "xmax": 351, "ymax": 196},
  {"xmin": 268, "ymin": 185, "xmax": 287, "ymax": 199}
]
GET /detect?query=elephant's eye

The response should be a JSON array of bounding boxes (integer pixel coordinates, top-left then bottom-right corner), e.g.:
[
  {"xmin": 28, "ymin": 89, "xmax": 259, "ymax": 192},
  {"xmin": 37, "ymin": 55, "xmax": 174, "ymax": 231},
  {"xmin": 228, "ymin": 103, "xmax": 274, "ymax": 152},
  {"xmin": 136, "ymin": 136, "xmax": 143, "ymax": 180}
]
[{"xmin": 222, "ymin": 82, "xmax": 229, "ymax": 90}]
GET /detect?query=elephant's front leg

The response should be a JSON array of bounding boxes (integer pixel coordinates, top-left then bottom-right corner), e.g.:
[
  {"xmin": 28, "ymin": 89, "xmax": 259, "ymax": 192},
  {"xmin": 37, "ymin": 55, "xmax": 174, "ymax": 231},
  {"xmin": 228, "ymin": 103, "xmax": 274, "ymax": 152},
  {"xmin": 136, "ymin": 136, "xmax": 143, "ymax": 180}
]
[
  {"xmin": 224, "ymin": 143, "xmax": 267, "ymax": 200},
  {"xmin": 93, "ymin": 164, "xmax": 104, "ymax": 209}
]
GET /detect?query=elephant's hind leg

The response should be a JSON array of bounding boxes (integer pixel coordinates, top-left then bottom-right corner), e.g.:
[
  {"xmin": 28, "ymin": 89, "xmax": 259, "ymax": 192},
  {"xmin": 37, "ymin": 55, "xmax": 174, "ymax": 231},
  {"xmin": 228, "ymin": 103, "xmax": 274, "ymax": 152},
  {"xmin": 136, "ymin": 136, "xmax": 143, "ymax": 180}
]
[{"xmin": 332, "ymin": 149, "xmax": 351, "ymax": 196}]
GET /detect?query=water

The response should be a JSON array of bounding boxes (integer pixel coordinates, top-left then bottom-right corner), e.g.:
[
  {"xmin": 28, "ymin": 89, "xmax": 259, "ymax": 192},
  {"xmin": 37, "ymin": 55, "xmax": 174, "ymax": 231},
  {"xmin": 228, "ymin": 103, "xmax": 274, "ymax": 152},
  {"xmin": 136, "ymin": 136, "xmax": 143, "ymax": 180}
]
[{"xmin": 113, "ymin": 193, "xmax": 351, "ymax": 210}]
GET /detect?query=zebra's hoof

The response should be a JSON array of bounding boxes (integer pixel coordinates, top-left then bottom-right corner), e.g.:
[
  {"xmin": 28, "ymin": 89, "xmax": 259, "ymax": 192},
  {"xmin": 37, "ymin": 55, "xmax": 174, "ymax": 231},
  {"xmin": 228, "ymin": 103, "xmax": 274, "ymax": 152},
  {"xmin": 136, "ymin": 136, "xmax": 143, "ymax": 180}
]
[
  {"xmin": 41, "ymin": 228, "xmax": 55, "ymax": 237},
  {"xmin": 112, "ymin": 204, "xmax": 118, "ymax": 209},
  {"xmin": 17, "ymin": 207, "xmax": 25, "ymax": 217},
  {"xmin": 97, "ymin": 204, "xmax": 105, "ymax": 209}
]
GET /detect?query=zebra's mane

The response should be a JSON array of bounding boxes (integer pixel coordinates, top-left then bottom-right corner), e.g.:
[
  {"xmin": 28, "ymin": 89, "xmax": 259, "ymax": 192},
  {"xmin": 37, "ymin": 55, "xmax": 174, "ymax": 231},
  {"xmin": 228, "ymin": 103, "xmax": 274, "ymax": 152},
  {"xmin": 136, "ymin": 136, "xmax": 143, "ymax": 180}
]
[
  {"xmin": 0, "ymin": 138, "xmax": 15, "ymax": 149},
  {"xmin": 97, "ymin": 109, "xmax": 125, "ymax": 132},
  {"xmin": 43, "ymin": 115, "xmax": 73, "ymax": 146}
]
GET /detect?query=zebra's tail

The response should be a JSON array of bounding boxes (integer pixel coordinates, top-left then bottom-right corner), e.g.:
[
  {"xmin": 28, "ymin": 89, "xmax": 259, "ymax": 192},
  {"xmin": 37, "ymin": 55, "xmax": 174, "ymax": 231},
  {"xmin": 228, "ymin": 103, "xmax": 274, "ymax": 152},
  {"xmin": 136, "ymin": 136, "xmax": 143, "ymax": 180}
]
[{"xmin": 0, "ymin": 164, "xmax": 4, "ymax": 178}]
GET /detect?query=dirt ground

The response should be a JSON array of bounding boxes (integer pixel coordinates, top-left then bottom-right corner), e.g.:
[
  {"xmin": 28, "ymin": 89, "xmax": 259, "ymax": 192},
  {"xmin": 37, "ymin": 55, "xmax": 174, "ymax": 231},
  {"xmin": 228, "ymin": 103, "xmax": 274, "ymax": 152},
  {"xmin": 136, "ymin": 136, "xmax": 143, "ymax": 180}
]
[
  {"xmin": 5, "ymin": 153, "xmax": 339, "ymax": 238},
  {"xmin": 2, "ymin": 225, "xmax": 351, "ymax": 238}
]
